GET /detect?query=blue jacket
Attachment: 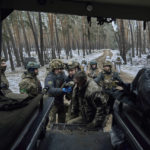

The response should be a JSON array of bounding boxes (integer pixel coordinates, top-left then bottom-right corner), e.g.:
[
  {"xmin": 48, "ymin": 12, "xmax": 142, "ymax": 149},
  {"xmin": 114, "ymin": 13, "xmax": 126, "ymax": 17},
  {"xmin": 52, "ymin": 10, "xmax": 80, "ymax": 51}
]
[{"xmin": 45, "ymin": 71, "xmax": 67, "ymax": 103}]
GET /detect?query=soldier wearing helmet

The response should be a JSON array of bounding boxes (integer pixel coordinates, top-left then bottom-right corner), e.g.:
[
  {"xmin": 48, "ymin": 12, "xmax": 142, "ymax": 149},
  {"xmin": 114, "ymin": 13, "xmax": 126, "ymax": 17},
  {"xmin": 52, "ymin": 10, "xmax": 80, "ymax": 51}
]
[
  {"xmin": 95, "ymin": 61, "xmax": 125, "ymax": 112},
  {"xmin": 81, "ymin": 59, "xmax": 88, "ymax": 71},
  {"xmin": 112, "ymin": 53, "xmax": 124, "ymax": 73},
  {"xmin": 0, "ymin": 57, "xmax": 12, "ymax": 95},
  {"xmin": 45, "ymin": 59, "xmax": 71, "ymax": 123},
  {"xmin": 19, "ymin": 61, "xmax": 42, "ymax": 97},
  {"xmin": 87, "ymin": 60, "xmax": 99, "ymax": 79},
  {"xmin": 66, "ymin": 61, "xmax": 77, "ymax": 82},
  {"xmin": 67, "ymin": 71, "xmax": 108, "ymax": 129},
  {"xmin": 74, "ymin": 61, "xmax": 81, "ymax": 72}
]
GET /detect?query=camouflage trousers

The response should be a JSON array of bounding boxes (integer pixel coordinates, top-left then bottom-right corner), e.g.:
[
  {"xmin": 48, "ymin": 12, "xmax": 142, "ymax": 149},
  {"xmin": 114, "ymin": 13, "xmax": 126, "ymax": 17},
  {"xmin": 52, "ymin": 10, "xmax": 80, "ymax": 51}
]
[
  {"xmin": 67, "ymin": 116, "xmax": 87, "ymax": 124},
  {"xmin": 49, "ymin": 103, "xmax": 66, "ymax": 123}
]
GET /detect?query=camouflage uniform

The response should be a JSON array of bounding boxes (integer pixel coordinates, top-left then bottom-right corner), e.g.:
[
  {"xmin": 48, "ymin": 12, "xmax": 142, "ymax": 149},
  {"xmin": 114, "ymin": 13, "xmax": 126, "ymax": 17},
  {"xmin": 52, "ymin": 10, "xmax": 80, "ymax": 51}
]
[
  {"xmin": 64, "ymin": 61, "xmax": 77, "ymax": 121},
  {"xmin": 87, "ymin": 60, "xmax": 99, "ymax": 79},
  {"xmin": 19, "ymin": 62, "xmax": 42, "ymax": 97},
  {"xmin": 68, "ymin": 78, "xmax": 108, "ymax": 128},
  {"xmin": 94, "ymin": 61, "xmax": 125, "ymax": 112},
  {"xmin": 45, "ymin": 59, "xmax": 67, "ymax": 123},
  {"xmin": 0, "ymin": 58, "xmax": 12, "ymax": 95},
  {"xmin": 81, "ymin": 59, "xmax": 88, "ymax": 72}
]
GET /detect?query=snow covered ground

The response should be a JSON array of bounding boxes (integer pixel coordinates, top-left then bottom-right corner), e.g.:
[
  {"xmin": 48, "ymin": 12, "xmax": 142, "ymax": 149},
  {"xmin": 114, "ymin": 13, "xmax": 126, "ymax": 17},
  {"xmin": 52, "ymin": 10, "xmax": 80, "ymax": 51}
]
[
  {"xmin": 110, "ymin": 50, "xmax": 148, "ymax": 77},
  {"xmin": 6, "ymin": 49, "xmax": 103, "ymax": 93},
  {"xmin": 6, "ymin": 48, "xmax": 149, "ymax": 93}
]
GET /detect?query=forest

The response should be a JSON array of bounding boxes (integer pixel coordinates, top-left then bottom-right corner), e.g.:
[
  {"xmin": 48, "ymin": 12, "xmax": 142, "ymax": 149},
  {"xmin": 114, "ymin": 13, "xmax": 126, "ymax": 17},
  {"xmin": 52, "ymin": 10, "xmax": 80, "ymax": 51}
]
[{"xmin": 2, "ymin": 10, "xmax": 150, "ymax": 71}]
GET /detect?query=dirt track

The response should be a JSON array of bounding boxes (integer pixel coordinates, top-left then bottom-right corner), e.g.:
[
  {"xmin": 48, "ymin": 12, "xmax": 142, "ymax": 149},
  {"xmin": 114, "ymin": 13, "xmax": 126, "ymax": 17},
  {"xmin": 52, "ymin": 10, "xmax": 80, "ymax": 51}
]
[{"xmin": 96, "ymin": 49, "xmax": 134, "ymax": 83}]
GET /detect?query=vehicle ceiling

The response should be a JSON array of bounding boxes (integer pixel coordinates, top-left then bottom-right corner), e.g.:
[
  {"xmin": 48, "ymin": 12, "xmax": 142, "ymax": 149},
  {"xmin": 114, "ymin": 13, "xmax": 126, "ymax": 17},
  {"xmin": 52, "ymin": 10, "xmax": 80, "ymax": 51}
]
[{"xmin": 1, "ymin": 0, "xmax": 150, "ymax": 21}]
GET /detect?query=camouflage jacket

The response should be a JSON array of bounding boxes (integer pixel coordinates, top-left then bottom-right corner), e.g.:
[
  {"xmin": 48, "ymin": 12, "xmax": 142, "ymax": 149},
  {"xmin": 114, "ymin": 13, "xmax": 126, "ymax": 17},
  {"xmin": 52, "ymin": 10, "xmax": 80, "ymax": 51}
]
[
  {"xmin": 94, "ymin": 71, "xmax": 124, "ymax": 90},
  {"xmin": 0, "ymin": 72, "xmax": 12, "ymax": 95},
  {"xmin": 70, "ymin": 78, "xmax": 108, "ymax": 126},
  {"xmin": 87, "ymin": 68, "xmax": 99, "ymax": 79},
  {"xmin": 19, "ymin": 72, "xmax": 42, "ymax": 97},
  {"xmin": 45, "ymin": 71, "xmax": 67, "ymax": 104}
]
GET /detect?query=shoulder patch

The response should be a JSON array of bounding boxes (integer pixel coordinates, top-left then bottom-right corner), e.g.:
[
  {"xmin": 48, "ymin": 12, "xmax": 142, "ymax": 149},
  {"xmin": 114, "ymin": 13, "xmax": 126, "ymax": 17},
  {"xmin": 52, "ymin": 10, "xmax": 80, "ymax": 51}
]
[{"xmin": 48, "ymin": 81, "xmax": 53, "ymax": 85}]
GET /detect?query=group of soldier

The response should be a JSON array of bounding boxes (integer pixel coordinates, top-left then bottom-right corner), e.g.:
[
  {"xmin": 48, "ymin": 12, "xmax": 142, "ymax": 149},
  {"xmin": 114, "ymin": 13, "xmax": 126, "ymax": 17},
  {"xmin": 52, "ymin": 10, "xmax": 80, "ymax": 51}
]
[{"xmin": 0, "ymin": 55, "xmax": 125, "ymax": 130}]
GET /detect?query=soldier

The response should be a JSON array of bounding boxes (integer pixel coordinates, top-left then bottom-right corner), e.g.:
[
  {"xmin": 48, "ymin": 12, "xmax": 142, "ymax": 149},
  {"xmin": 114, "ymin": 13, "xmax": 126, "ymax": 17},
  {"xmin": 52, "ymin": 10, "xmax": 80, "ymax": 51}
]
[
  {"xmin": 19, "ymin": 61, "xmax": 42, "ymax": 97},
  {"xmin": 74, "ymin": 61, "xmax": 81, "ymax": 72},
  {"xmin": 0, "ymin": 57, "xmax": 12, "ymax": 95},
  {"xmin": 66, "ymin": 61, "xmax": 77, "ymax": 83},
  {"xmin": 64, "ymin": 61, "xmax": 77, "ymax": 121},
  {"xmin": 81, "ymin": 59, "xmax": 88, "ymax": 72},
  {"xmin": 113, "ymin": 53, "xmax": 124, "ymax": 73},
  {"xmin": 45, "ymin": 59, "xmax": 72, "ymax": 123},
  {"xmin": 67, "ymin": 71, "xmax": 108, "ymax": 129},
  {"xmin": 87, "ymin": 60, "xmax": 99, "ymax": 79},
  {"xmin": 94, "ymin": 61, "xmax": 125, "ymax": 112}
]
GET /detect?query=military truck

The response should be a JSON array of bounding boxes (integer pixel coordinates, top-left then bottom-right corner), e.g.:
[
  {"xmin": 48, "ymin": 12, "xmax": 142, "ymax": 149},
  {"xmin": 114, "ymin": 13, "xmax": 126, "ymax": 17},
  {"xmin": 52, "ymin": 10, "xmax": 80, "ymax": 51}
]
[{"xmin": 0, "ymin": 0, "xmax": 150, "ymax": 150}]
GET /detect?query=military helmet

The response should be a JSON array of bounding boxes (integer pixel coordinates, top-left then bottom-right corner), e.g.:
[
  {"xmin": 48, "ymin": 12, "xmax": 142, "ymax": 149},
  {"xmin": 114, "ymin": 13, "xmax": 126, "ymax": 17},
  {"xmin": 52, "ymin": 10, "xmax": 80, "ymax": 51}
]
[
  {"xmin": 49, "ymin": 59, "xmax": 64, "ymax": 70},
  {"xmin": 26, "ymin": 61, "xmax": 40, "ymax": 69},
  {"xmin": 81, "ymin": 60, "xmax": 87, "ymax": 65},
  {"xmin": 74, "ymin": 61, "xmax": 81, "ymax": 69},
  {"xmin": 90, "ymin": 60, "xmax": 97, "ymax": 65},
  {"xmin": 67, "ymin": 61, "xmax": 76, "ymax": 70},
  {"xmin": 1, "ymin": 57, "xmax": 6, "ymax": 62},
  {"xmin": 103, "ymin": 61, "xmax": 112, "ymax": 68}
]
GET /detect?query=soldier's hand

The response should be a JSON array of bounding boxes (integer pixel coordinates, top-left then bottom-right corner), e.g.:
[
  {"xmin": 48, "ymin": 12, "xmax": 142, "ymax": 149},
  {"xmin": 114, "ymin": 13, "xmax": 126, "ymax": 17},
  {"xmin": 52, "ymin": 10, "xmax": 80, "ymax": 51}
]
[
  {"xmin": 41, "ymin": 86, "xmax": 49, "ymax": 95},
  {"xmin": 62, "ymin": 87, "xmax": 72, "ymax": 93}
]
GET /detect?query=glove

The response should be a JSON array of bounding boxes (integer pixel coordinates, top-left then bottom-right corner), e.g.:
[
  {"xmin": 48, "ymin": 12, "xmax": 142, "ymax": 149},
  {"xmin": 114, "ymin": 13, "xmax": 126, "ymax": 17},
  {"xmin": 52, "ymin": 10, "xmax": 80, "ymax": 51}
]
[
  {"xmin": 42, "ymin": 87, "xmax": 49, "ymax": 94},
  {"xmin": 62, "ymin": 87, "xmax": 72, "ymax": 93}
]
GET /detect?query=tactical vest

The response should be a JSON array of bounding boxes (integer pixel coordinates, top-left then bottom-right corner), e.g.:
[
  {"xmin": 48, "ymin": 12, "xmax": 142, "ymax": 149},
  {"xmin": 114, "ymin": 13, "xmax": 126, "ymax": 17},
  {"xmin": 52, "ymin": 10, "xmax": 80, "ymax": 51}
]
[
  {"xmin": 99, "ymin": 72, "xmax": 118, "ymax": 90},
  {"xmin": 88, "ymin": 68, "xmax": 99, "ymax": 79},
  {"xmin": 19, "ymin": 73, "xmax": 42, "ymax": 96}
]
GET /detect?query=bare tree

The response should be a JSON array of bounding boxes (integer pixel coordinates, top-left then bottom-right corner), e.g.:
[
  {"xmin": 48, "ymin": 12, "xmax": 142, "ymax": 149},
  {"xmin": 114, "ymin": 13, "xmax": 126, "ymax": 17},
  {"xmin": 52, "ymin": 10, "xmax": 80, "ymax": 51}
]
[
  {"xmin": 39, "ymin": 12, "xmax": 44, "ymax": 66},
  {"xmin": 48, "ymin": 14, "xmax": 56, "ymax": 59},
  {"xmin": 129, "ymin": 20, "xmax": 135, "ymax": 57},
  {"xmin": 5, "ymin": 19, "xmax": 21, "ymax": 67}
]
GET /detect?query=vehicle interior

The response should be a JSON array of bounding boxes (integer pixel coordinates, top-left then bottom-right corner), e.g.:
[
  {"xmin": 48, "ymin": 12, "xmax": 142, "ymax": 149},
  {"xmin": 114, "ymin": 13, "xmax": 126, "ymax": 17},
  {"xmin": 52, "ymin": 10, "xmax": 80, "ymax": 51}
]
[{"xmin": 1, "ymin": 1, "xmax": 150, "ymax": 150}]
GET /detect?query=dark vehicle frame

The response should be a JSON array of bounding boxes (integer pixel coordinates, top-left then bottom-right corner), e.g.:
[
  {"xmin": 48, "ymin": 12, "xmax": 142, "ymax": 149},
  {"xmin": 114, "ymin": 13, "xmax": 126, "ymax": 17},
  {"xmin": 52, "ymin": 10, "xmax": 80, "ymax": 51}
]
[{"xmin": 1, "ymin": 0, "xmax": 150, "ymax": 150}]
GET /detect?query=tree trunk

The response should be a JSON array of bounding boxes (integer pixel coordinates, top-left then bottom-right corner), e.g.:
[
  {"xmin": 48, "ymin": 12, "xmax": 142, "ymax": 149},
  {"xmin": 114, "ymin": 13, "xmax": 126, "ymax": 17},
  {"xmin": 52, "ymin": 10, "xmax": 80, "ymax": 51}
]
[
  {"xmin": 143, "ymin": 30, "xmax": 146, "ymax": 54},
  {"xmin": 5, "ymin": 40, "xmax": 15, "ymax": 71},
  {"xmin": 19, "ymin": 12, "xmax": 31, "ymax": 57},
  {"xmin": 136, "ymin": 21, "xmax": 139, "ymax": 56},
  {"xmin": 13, "ymin": 14, "xmax": 24, "ymax": 65},
  {"xmin": 39, "ymin": 12, "xmax": 44, "ymax": 66},
  {"xmin": 3, "ymin": 25, "xmax": 15, "ymax": 71},
  {"xmin": 27, "ymin": 12, "xmax": 42, "ymax": 64},
  {"xmin": 119, "ymin": 19, "xmax": 127, "ymax": 64},
  {"xmin": 138, "ymin": 22, "xmax": 142, "ymax": 58},
  {"xmin": 5, "ymin": 20, "xmax": 21, "ymax": 67},
  {"xmin": 88, "ymin": 25, "xmax": 92, "ymax": 54},
  {"xmin": 2, "ymin": 42, "xmax": 8, "ymax": 61},
  {"xmin": 54, "ymin": 15, "xmax": 61, "ymax": 58},
  {"xmin": 48, "ymin": 13, "xmax": 56, "ymax": 59},
  {"xmin": 129, "ymin": 20, "xmax": 135, "ymax": 57},
  {"xmin": 82, "ymin": 17, "xmax": 86, "ymax": 58}
]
